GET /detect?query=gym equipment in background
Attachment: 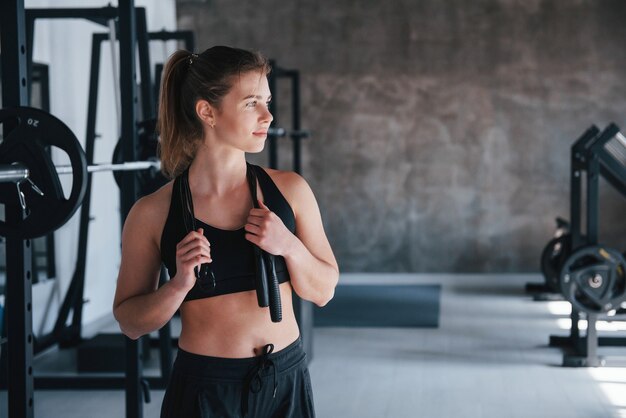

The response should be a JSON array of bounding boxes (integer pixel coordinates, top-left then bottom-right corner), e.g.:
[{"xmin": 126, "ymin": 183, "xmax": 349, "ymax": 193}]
[
  {"xmin": 539, "ymin": 218, "xmax": 571, "ymax": 294},
  {"xmin": 546, "ymin": 123, "xmax": 626, "ymax": 367},
  {"xmin": 266, "ymin": 60, "xmax": 311, "ymax": 173}
]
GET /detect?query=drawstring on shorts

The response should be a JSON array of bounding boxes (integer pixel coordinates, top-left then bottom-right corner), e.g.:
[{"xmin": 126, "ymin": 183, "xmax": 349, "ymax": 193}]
[{"xmin": 241, "ymin": 343, "xmax": 278, "ymax": 416}]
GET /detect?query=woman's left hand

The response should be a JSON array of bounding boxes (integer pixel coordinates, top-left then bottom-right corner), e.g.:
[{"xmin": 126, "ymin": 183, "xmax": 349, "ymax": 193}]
[{"xmin": 245, "ymin": 200, "xmax": 294, "ymax": 256}]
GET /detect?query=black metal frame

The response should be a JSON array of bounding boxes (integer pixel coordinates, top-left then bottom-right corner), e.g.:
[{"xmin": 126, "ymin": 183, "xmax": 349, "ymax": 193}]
[
  {"xmin": 148, "ymin": 29, "xmax": 195, "ymax": 47},
  {"xmin": 548, "ymin": 123, "xmax": 626, "ymax": 367},
  {"xmin": 1, "ymin": 3, "xmax": 36, "ymax": 418},
  {"xmin": 267, "ymin": 61, "xmax": 307, "ymax": 173}
]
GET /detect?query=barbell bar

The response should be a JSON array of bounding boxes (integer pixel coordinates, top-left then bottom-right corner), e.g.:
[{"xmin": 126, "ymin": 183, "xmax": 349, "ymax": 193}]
[
  {"xmin": 0, "ymin": 161, "xmax": 161, "ymax": 184},
  {"xmin": 0, "ymin": 164, "xmax": 32, "ymax": 183}
]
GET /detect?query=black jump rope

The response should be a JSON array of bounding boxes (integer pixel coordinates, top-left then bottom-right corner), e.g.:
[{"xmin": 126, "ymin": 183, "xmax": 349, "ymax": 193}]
[{"xmin": 179, "ymin": 163, "xmax": 282, "ymax": 323}]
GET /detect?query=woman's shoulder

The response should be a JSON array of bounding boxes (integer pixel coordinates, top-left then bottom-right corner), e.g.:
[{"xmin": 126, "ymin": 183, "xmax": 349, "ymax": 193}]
[
  {"xmin": 259, "ymin": 167, "xmax": 314, "ymax": 209},
  {"xmin": 261, "ymin": 167, "xmax": 308, "ymax": 192},
  {"xmin": 125, "ymin": 180, "xmax": 175, "ymax": 233}
]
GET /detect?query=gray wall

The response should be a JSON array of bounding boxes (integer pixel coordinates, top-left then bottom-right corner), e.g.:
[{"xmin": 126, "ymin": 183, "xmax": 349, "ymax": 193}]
[{"xmin": 177, "ymin": 0, "xmax": 626, "ymax": 272}]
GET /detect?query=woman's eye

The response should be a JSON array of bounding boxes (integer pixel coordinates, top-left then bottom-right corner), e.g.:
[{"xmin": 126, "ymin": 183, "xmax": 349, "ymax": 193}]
[{"xmin": 246, "ymin": 101, "xmax": 257, "ymax": 108}]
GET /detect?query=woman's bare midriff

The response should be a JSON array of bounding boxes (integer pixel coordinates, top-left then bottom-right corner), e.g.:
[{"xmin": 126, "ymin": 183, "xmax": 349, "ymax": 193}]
[{"xmin": 177, "ymin": 281, "xmax": 301, "ymax": 358}]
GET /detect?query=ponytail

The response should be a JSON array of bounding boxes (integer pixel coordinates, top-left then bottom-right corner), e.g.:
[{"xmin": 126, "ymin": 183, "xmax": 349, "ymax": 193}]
[{"xmin": 157, "ymin": 50, "xmax": 203, "ymax": 179}]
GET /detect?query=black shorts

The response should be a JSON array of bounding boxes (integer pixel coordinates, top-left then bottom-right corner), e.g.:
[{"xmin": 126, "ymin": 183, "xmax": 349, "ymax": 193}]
[{"xmin": 161, "ymin": 336, "xmax": 315, "ymax": 418}]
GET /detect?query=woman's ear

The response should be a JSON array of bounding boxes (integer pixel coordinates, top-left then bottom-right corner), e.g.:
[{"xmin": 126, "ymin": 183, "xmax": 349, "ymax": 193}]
[{"xmin": 195, "ymin": 99, "xmax": 216, "ymax": 127}]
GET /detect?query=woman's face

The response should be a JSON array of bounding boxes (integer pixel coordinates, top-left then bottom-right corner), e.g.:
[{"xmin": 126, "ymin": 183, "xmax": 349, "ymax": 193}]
[{"xmin": 212, "ymin": 70, "xmax": 273, "ymax": 154}]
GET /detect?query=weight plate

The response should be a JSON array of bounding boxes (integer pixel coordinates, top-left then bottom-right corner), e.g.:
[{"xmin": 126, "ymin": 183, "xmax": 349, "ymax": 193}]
[
  {"xmin": 112, "ymin": 118, "xmax": 167, "ymax": 196},
  {"xmin": 541, "ymin": 234, "xmax": 571, "ymax": 292},
  {"xmin": 0, "ymin": 106, "xmax": 87, "ymax": 239},
  {"xmin": 560, "ymin": 245, "xmax": 626, "ymax": 314}
]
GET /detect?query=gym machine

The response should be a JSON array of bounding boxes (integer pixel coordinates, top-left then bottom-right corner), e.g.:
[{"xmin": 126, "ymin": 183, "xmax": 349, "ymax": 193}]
[{"xmin": 543, "ymin": 124, "xmax": 626, "ymax": 367}]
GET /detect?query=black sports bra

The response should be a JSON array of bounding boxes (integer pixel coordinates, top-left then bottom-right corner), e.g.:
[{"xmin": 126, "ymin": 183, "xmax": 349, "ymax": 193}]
[{"xmin": 160, "ymin": 164, "xmax": 296, "ymax": 301}]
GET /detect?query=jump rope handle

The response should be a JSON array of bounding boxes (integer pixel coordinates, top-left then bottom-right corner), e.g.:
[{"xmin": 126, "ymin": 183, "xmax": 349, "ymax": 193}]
[
  {"xmin": 247, "ymin": 164, "xmax": 282, "ymax": 322},
  {"xmin": 264, "ymin": 253, "xmax": 282, "ymax": 322},
  {"xmin": 254, "ymin": 246, "xmax": 270, "ymax": 307},
  {"xmin": 180, "ymin": 171, "xmax": 216, "ymax": 289}
]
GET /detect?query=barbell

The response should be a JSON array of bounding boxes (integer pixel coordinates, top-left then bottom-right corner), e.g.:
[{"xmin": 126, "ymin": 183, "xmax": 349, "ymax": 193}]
[{"xmin": 0, "ymin": 106, "xmax": 159, "ymax": 239}]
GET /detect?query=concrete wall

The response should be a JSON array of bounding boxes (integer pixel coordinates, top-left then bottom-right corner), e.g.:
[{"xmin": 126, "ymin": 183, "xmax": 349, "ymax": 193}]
[{"xmin": 177, "ymin": 0, "xmax": 626, "ymax": 273}]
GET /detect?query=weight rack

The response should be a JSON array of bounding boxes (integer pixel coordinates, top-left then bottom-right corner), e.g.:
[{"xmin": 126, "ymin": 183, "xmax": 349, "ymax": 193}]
[{"xmin": 549, "ymin": 124, "xmax": 626, "ymax": 367}]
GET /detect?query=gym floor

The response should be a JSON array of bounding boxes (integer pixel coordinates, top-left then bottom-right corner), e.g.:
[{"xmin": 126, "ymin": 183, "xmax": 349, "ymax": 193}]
[{"xmin": 4, "ymin": 273, "xmax": 624, "ymax": 418}]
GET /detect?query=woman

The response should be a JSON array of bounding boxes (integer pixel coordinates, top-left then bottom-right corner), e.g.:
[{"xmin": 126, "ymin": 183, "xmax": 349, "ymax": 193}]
[{"xmin": 112, "ymin": 46, "xmax": 339, "ymax": 418}]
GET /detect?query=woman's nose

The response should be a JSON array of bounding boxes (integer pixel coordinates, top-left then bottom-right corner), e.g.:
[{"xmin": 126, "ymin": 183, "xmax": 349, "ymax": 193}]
[{"xmin": 261, "ymin": 106, "xmax": 273, "ymax": 124}]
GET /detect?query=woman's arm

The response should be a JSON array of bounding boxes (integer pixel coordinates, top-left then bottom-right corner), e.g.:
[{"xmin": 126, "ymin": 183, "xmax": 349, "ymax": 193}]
[
  {"xmin": 112, "ymin": 195, "xmax": 210, "ymax": 339},
  {"xmin": 245, "ymin": 172, "xmax": 339, "ymax": 307}
]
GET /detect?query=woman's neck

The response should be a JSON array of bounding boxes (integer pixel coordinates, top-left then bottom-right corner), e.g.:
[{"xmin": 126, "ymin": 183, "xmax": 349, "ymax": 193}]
[{"xmin": 187, "ymin": 145, "xmax": 248, "ymax": 197}]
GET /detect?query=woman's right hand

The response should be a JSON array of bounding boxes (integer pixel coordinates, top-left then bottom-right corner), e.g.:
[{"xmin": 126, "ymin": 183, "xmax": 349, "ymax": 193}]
[{"xmin": 172, "ymin": 228, "xmax": 212, "ymax": 291}]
